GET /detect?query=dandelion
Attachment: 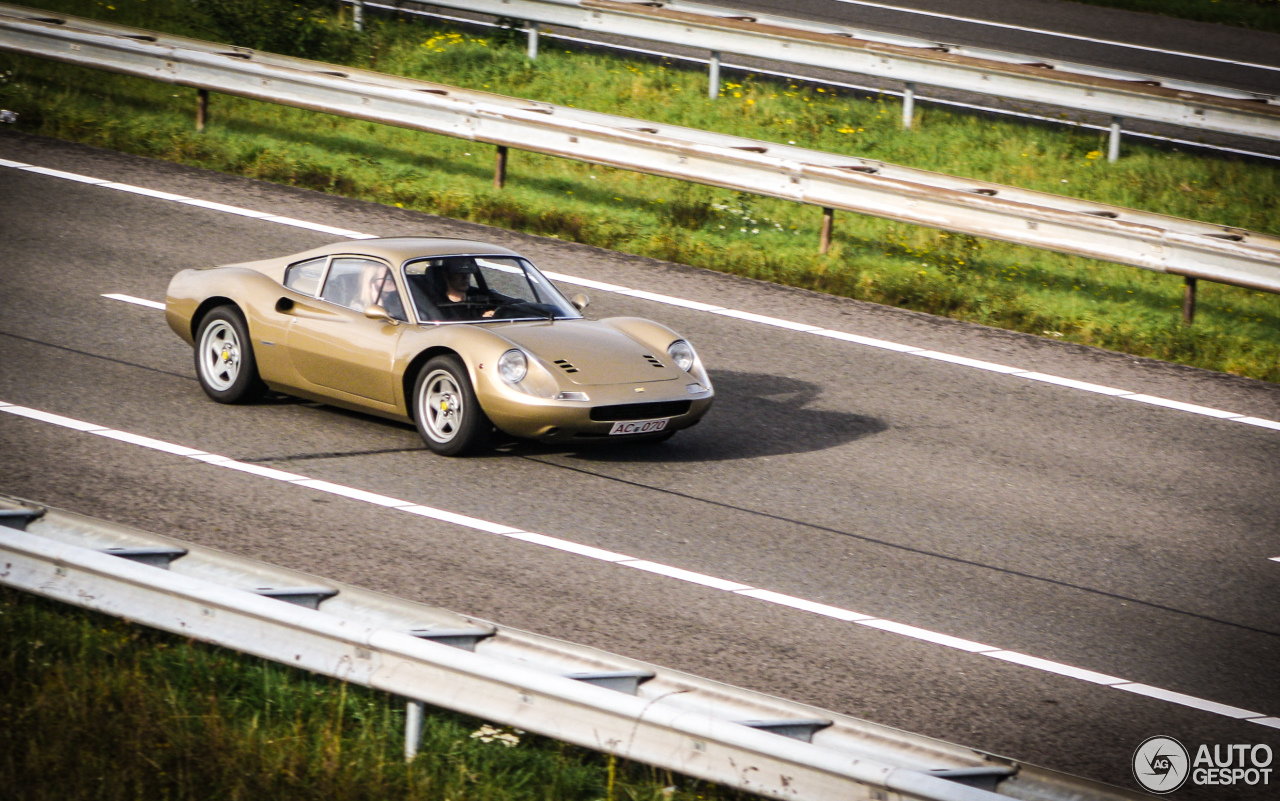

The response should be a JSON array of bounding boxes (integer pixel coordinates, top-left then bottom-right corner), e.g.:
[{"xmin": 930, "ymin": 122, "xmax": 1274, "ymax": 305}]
[{"xmin": 1085, "ymin": 151, "xmax": 1102, "ymax": 160}]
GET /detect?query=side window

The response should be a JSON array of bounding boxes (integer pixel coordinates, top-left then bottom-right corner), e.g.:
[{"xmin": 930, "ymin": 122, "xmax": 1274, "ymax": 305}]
[
  {"xmin": 321, "ymin": 258, "xmax": 406, "ymax": 320},
  {"xmin": 283, "ymin": 257, "xmax": 326, "ymax": 296}
]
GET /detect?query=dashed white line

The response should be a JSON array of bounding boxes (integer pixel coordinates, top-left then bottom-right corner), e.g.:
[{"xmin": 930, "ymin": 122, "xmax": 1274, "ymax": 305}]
[
  {"xmin": 102, "ymin": 294, "xmax": 166, "ymax": 310},
  {"xmin": 0, "ymin": 398, "xmax": 1275, "ymax": 728},
  {"xmin": 11, "ymin": 157, "xmax": 1280, "ymax": 430}
]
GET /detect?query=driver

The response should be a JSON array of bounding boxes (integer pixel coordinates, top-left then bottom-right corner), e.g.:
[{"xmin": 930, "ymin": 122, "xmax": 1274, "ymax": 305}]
[{"xmin": 441, "ymin": 259, "xmax": 495, "ymax": 320}]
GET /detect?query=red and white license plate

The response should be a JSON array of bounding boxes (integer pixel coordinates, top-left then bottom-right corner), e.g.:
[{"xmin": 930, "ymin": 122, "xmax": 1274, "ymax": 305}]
[{"xmin": 608, "ymin": 419, "xmax": 669, "ymax": 435}]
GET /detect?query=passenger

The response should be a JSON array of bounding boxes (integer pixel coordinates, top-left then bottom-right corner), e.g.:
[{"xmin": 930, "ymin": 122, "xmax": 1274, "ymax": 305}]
[{"xmin": 362, "ymin": 263, "xmax": 406, "ymax": 321}]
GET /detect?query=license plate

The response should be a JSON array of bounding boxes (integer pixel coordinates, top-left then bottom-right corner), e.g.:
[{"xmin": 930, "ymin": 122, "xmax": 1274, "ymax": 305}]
[{"xmin": 608, "ymin": 419, "xmax": 669, "ymax": 435}]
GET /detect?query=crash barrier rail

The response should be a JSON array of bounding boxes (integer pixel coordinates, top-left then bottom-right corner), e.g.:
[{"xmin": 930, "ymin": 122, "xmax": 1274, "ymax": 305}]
[
  {"xmin": 360, "ymin": 0, "xmax": 1280, "ymax": 158},
  {"xmin": 0, "ymin": 494, "xmax": 1143, "ymax": 801},
  {"xmin": 2, "ymin": 5, "xmax": 1279, "ymax": 323}
]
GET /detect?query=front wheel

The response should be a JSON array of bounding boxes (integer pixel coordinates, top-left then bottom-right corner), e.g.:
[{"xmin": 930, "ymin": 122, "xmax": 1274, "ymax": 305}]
[
  {"xmin": 413, "ymin": 356, "xmax": 492, "ymax": 456},
  {"xmin": 195, "ymin": 306, "xmax": 266, "ymax": 403}
]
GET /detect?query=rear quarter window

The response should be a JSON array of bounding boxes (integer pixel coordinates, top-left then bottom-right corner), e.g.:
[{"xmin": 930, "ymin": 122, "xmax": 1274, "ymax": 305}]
[{"xmin": 284, "ymin": 257, "xmax": 326, "ymax": 296}]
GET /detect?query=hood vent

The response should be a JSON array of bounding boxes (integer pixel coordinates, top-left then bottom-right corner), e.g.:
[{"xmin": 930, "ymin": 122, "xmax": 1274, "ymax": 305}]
[
  {"xmin": 554, "ymin": 359, "xmax": 579, "ymax": 374},
  {"xmin": 643, "ymin": 354, "xmax": 664, "ymax": 368}
]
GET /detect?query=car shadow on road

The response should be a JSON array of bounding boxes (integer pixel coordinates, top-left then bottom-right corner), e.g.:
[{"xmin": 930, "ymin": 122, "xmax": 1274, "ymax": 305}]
[{"xmin": 502, "ymin": 370, "xmax": 887, "ymax": 463}]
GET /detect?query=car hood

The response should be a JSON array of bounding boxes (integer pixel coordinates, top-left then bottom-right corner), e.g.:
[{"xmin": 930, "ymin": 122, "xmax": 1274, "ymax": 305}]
[{"xmin": 499, "ymin": 321, "xmax": 682, "ymax": 386}]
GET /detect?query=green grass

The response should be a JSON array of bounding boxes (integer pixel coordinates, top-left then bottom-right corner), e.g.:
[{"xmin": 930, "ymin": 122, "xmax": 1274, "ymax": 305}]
[
  {"xmin": 2, "ymin": 0, "xmax": 1279, "ymax": 382},
  {"xmin": 1061, "ymin": 0, "xmax": 1280, "ymax": 34},
  {"xmin": 0, "ymin": 585, "xmax": 755, "ymax": 801}
]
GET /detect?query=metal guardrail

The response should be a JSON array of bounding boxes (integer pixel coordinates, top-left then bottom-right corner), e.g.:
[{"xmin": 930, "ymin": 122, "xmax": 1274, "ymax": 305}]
[
  {"xmin": 2, "ymin": 3, "xmax": 1279, "ymax": 306},
  {"xmin": 0, "ymin": 495, "xmax": 1143, "ymax": 801},
  {"xmin": 406, "ymin": 0, "xmax": 1280, "ymax": 150}
]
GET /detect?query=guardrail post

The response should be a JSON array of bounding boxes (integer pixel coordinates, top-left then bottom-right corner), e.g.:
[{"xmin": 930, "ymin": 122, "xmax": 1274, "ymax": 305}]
[
  {"xmin": 527, "ymin": 22, "xmax": 538, "ymax": 60},
  {"xmin": 1182, "ymin": 276, "xmax": 1197, "ymax": 325},
  {"xmin": 196, "ymin": 88, "xmax": 208, "ymax": 132},
  {"xmin": 405, "ymin": 700, "xmax": 424, "ymax": 761},
  {"xmin": 1108, "ymin": 116, "xmax": 1122, "ymax": 162},
  {"xmin": 708, "ymin": 51, "xmax": 721, "ymax": 99},
  {"xmin": 494, "ymin": 145, "xmax": 508, "ymax": 189},
  {"xmin": 352, "ymin": 0, "xmax": 363, "ymax": 32},
  {"xmin": 819, "ymin": 207, "xmax": 834, "ymax": 254},
  {"xmin": 902, "ymin": 82, "xmax": 915, "ymax": 130}
]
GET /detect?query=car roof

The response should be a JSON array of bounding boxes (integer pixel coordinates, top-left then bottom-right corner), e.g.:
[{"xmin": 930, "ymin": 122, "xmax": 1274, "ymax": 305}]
[{"xmin": 304, "ymin": 237, "xmax": 524, "ymax": 263}]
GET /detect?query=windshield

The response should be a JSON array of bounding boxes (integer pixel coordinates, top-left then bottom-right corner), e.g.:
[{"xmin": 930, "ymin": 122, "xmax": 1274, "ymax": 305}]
[{"xmin": 402, "ymin": 256, "xmax": 582, "ymax": 324}]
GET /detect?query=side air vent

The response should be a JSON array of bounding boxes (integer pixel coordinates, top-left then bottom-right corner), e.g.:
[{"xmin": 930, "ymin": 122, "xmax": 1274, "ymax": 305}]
[
  {"xmin": 554, "ymin": 359, "xmax": 579, "ymax": 374},
  {"xmin": 643, "ymin": 354, "xmax": 664, "ymax": 368}
]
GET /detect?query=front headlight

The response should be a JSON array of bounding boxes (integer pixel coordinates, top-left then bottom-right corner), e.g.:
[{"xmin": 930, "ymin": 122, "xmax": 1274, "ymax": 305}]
[
  {"xmin": 497, "ymin": 349, "xmax": 528, "ymax": 383},
  {"xmin": 667, "ymin": 339, "xmax": 696, "ymax": 372}
]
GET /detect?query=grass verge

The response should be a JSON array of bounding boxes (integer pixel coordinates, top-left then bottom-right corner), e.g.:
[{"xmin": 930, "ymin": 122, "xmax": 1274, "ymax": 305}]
[
  {"xmin": 0, "ymin": 585, "xmax": 754, "ymax": 801},
  {"xmin": 1, "ymin": 0, "xmax": 1278, "ymax": 382}
]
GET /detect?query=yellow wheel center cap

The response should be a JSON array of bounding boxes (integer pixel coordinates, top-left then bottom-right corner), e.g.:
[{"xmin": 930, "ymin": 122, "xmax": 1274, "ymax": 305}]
[
  {"xmin": 440, "ymin": 400, "xmax": 450, "ymax": 412},
  {"xmin": 221, "ymin": 349, "xmax": 230, "ymax": 361}
]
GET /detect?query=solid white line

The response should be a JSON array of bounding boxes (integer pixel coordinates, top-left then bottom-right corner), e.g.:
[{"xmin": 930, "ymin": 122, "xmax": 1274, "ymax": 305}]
[
  {"xmin": 290, "ymin": 479, "xmax": 416, "ymax": 507},
  {"xmin": 102, "ymin": 293, "xmax": 167, "ymax": 310},
  {"xmin": 1270, "ymin": 557, "xmax": 1280, "ymax": 563},
  {"xmin": 619, "ymin": 559, "xmax": 754, "ymax": 591},
  {"xmin": 19, "ymin": 165, "xmax": 108, "ymax": 184},
  {"xmin": 101, "ymin": 182, "xmax": 189, "ymax": 202},
  {"xmin": 1015, "ymin": 372, "xmax": 1134, "ymax": 397},
  {"xmin": 733, "ymin": 588, "xmax": 875, "ymax": 621},
  {"xmin": 811, "ymin": 329, "xmax": 923, "ymax": 353},
  {"xmin": 856, "ymin": 619, "xmax": 998, "ymax": 653},
  {"xmin": 0, "ymin": 405, "xmax": 108, "ymax": 431},
  {"xmin": 826, "ymin": 0, "xmax": 1280, "ymax": 74},
  {"xmin": 985, "ymin": 650, "xmax": 1127, "ymax": 685},
  {"xmin": 92, "ymin": 429, "xmax": 209, "ymax": 456},
  {"xmin": 616, "ymin": 289, "xmax": 726, "ymax": 312},
  {"xmin": 260, "ymin": 216, "xmax": 375, "ymax": 239},
  {"xmin": 1120, "ymin": 394, "xmax": 1242, "ymax": 419},
  {"xmin": 1113, "ymin": 683, "xmax": 1264, "ymax": 718},
  {"xmin": 0, "ymin": 157, "xmax": 31, "ymax": 169},
  {"xmin": 540, "ymin": 271, "xmax": 631, "ymax": 293},
  {"xmin": 712, "ymin": 308, "xmax": 823, "ymax": 331},
  {"xmin": 912, "ymin": 351, "xmax": 1028, "ymax": 374},
  {"xmin": 2, "ymin": 397, "xmax": 1273, "ymax": 727}
]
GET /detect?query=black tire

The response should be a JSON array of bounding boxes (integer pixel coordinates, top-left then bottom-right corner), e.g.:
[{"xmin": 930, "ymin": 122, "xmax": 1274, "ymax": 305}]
[
  {"xmin": 194, "ymin": 306, "xmax": 266, "ymax": 404},
  {"xmin": 413, "ymin": 355, "xmax": 493, "ymax": 456}
]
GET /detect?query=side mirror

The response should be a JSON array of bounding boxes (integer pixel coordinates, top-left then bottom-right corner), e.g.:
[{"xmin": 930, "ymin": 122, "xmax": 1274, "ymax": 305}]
[
  {"xmin": 571, "ymin": 293, "xmax": 590, "ymax": 312},
  {"xmin": 364, "ymin": 304, "xmax": 399, "ymax": 325}
]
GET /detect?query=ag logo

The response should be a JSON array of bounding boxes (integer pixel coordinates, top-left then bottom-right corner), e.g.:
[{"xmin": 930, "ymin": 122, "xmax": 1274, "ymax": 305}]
[{"xmin": 1134, "ymin": 736, "xmax": 1190, "ymax": 794}]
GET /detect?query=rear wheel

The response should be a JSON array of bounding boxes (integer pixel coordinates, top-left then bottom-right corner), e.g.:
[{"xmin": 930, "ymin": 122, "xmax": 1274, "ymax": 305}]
[
  {"xmin": 413, "ymin": 356, "xmax": 492, "ymax": 456},
  {"xmin": 195, "ymin": 306, "xmax": 266, "ymax": 403}
]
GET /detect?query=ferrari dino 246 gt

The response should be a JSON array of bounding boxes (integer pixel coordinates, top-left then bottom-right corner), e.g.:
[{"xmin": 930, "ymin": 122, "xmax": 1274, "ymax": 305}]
[{"xmin": 165, "ymin": 238, "xmax": 714, "ymax": 454}]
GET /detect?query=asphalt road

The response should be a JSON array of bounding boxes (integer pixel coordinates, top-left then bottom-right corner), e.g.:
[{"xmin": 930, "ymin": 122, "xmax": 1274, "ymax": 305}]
[
  {"xmin": 692, "ymin": 0, "xmax": 1280, "ymax": 95},
  {"xmin": 2, "ymin": 131, "xmax": 1279, "ymax": 799}
]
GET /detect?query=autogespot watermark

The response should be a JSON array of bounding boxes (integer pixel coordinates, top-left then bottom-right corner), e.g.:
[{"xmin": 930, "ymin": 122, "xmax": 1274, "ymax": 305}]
[{"xmin": 1133, "ymin": 736, "xmax": 1274, "ymax": 794}]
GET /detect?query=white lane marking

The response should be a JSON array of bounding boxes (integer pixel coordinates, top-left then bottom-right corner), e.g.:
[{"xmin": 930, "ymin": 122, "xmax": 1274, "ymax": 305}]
[
  {"xmin": 102, "ymin": 293, "xmax": 166, "ymax": 310},
  {"xmin": 260, "ymin": 216, "xmax": 378, "ymax": 239},
  {"xmin": 712, "ymin": 308, "xmax": 824, "ymax": 331},
  {"xmin": 912, "ymin": 351, "xmax": 1028, "ymax": 374},
  {"xmin": 290, "ymin": 479, "xmax": 416, "ymax": 508},
  {"xmin": 1, "ymin": 398, "xmax": 1275, "ymax": 726},
  {"xmin": 1270, "ymin": 557, "xmax": 1280, "ymax": 563},
  {"xmin": 402, "ymin": 504, "xmax": 524, "ymax": 535},
  {"xmin": 1016, "ymin": 372, "xmax": 1135, "ymax": 397},
  {"xmin": 1253, "ymin": 718, "xmax": 1280, "ymax": 729},
  {"xmin": 1121, "ymin": 394, "xmax": 1242, "ymax": 419},
  {"xmin": 102, "ymin": 182, "xmax": 189, "ymax": 202},
  {"xmin": 540, "ymin": 271, "xmax": 631, "ymax": 293},
  {"xmin": 92, "ymin": 429, "xmax": 209, "ymax": 456},
  {"xmin": 9, "ymin": 162, "xmax": 1273, "ymax": 433},
  {"xmin": 733, "ymin": 588, "xmax": 875, "ymax": 620},
  {"xmin": 985, "ymin": 650, "xmax": 1127, "ymax": 685},
  {"xmin": 616, "ymin": 289, "xmax": 725, "ymax": 312},
  {"xmin": 827, "ymin": 0, "xmax": 1280, "ymax": 74},
  {"xmin": 619, "ymin": 559, "xmax": 754, "ymax": 591},
  {"xmin": 856, "ymin": 619, "xmax": 998, "ymax": 653},
  {"xmin": 0, "ymin": 157, "xmax": 31, "ymax": 169},
  {"xmin": 1114, "ymin": 683, "xmax": 1264, "ymax": 719},
  {"xmin": 19, "ymin": 165, "xmax": 108, "ymax": 184}
]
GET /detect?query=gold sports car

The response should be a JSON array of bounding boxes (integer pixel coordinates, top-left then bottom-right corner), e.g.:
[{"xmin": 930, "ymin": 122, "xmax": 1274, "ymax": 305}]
[{"xmin": 165, "ymin": 237, "xmax": 714, "ymax": 455}]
